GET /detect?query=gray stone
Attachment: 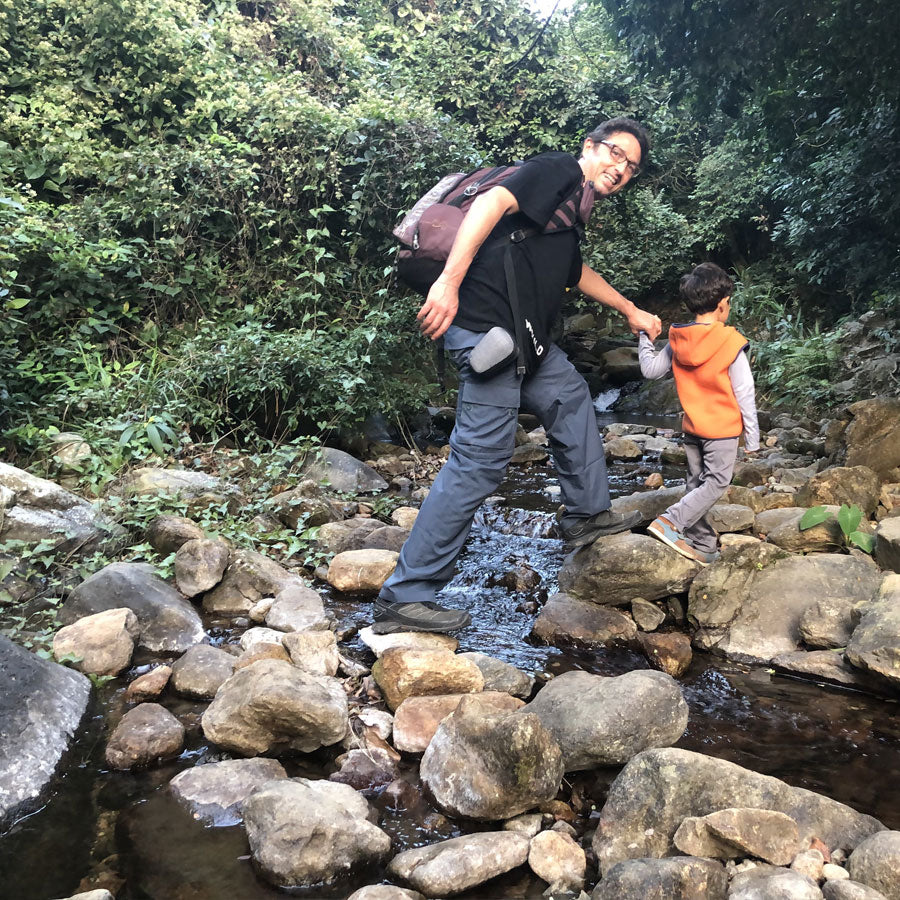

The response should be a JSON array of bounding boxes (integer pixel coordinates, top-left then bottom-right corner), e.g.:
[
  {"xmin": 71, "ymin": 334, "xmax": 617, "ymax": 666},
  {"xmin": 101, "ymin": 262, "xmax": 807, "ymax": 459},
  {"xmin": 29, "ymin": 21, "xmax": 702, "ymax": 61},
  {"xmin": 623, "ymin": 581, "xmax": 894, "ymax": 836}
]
[
  {"xmin": 673, "ymin": 808, "xmax": 802, "ymax": 864},
  {"xmin": 610, "ymin": 486, "xmax": 687, "ymax": 526},
  {"xmin": 420, "ymin": 697, "xmax": 563, "ymax": 820},
  {"xmin": 60, "ymin": 562, "xmax": 204, "ymax": 653},
  {"xmin": 265, "ymin": 582, "xmax": 331, "ymax": 633},
  {"xmin": 329, "ymin": 747, "xmax": 399, "ymax": 792},
  {"xmin": 146, "ymin": 515, "xmax": 205, "ymax": 553},
  {"xmin": 265, "ymin": 479, "xmax": 344, "ymax": 530},
  {"xmin": 847, "ymin": 831, "xmax": 900, "ymax": 900},
  {"xmin": 372, "ymin": 647, "xmax": 483, "ymax": 711},
  {"xmin": 170, "ymin": 644, "xmax": 235, "ymax": 699},
  {"xmin": 388, "ymin": 832, "xmax": 530, "ymax": 897},
  {"xmin": 709, "ymin": 503, "xmax": 756, "ymax": 533},
  {"xmin": 315, "ymin": 516, "xmax": 383, "ymax": 553},
  {"xmin": 528, "ymin": 829, "xmax": 586, "ymax": 891},
  {"xmin": 327, "ymin": 549, "xmax": 399, "ymax": 593},
  {"xmin": 105, "ymin": 703, "xmax": 185, "ymax": 770},
  {"xmin": 591, "ymin": 856, "xmax": 728, "ymax": 900},
  {"xmin": 458, "ymin": 651, "xmax": 535, "ymax": 698},
  {"xmin": 525, "ymin": 669, "xmax": 688, "ymax": 771},
  {"xmin": 532, "ymin": 592, "xmax": 639, "ymax": 645},
  {"xmin": 203, "ymin": 549, "xmax": 304, "ymax": 616},
  {"xmin": 796, "ymin": 466, "xmax": 882, "ymax": 517},
  {"xmin": 110, "ymin": 466, "xmax": 241, "ymax": 513},
  {"xmin": 729, "ymin": 868, "xmax": 824, "ymax": 899},
  {"xmin": 592, "ymin": 748, "xmax": 883, "ymax": 874},
  {"xmin": 771, "ymin": 651, "xmax": 868, "ymax": 689},
  {"xmin": 282, "ymin": 630, "xmax": 340, "ymax": 676},
  {"xmin": 299, "ymin": 447, "xmax": 389, "ymax": 493},
  {"xmin": 243, "ymin": 779, "xmax": 391, "ymax": 889},
  {"xmin": 52, "ymin": 607, "xmax": 139, "ymax": 675},
  {"xmin": 125, "ymin": 665, "xmax": 172, "ymax": 701},
  {"xmin": 559, "ymin": 532, "xmax": 700, "ymax": 606},
  {"xmin": 799, "ymin": 596, "xmax": 868, "ymax": 650},
  {"xmin": 844, "ymin": 576, "xmax": 900, "ymax": 692},
  {"xmin": 605, "ymin": 437, "xmax": 643, "ymax": 461},
  {"xmin": 168, "ymin": 757, "xmax": 288, "ymax": 825},
  {"xmin": 843, "ymin": 399, "xmax": 900, "ymax": 480},
  {"xmin": 201, "ymin": 659, "xmax": 348, "ymax": 755},
  {"xmin": 631, "ymin": 598, "xmax": 666, "ymax": 632},
  {"xmin": 874, "ymin": 518, "xmax": 900, "ymax": 573},
  {"xmin": 346, "ymin": 887, "xmax": 425, "ymax": 900},
  {"xmin": 756, "ymin": 507, "xmax": 844, "ymax": 552},
  {"xmin": 174, "ymin": 538, "xmax": 230, "ymax": 597},
  {"xmin": 823, "ymin": 881, "xmax": 890, "ymax": 900},
  {"xmin": 0, "ymin": 635, "xmax": 91, "ymax": 824}
]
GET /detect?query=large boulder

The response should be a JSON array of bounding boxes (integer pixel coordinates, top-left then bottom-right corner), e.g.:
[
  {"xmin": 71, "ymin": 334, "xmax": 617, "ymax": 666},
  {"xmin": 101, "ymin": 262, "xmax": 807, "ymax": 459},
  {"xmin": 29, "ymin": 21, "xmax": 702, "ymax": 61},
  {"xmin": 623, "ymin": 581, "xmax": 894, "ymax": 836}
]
[
  {"xmin": 105, "ymin": 703, "xmax": 185, "ymax": 770},
  {"xmin": 201, "ymin": 659, "xmax": 348, "ymax": 755},
  {"xmin": 242, "ymin": 779, "xmax": 391, "ymax": 889},
  {"xmin": 372, "ymin": 648, "xmax": 483, "ymax": 711},
  {"xmin": 524, "ymin": 669, "xmax": 688, "ymax": 771},
  {"xmin": 265, "ymin": 479, "xmax": 344, "ymax": 530},
  {"xmin": 592, "ymin": 748, "xmax": 884, "ymax": 874},
  {"xmin": 316, "ymin": 516, "xmax": 383, "ymax": 553},
  {"xmin": 388, "ymin": 832, "xmax": 530, "ymax": 897},
  {"xmin": 531, "ymin": 592, "xmax": 638, "ymax": 646},
  {"xmin": 558, "ymin": 532, "xmax": 700, "ymax": 606},
  {"xmin": 796, "ymin": 467, "xmax": 882, "ymax": 516},
  {"xmin": 299, "ymin": 447, "xmax": 388, "ymax": 493},
  {"xmin": 457, "ymin": 651, "xmax": 534, "ymax": 698},
  {"xmin": 420, "ymin": 697, "xmax": 564, "ymax": 820},
  {"xmin": 265, "ymin": 583, "xmax": 332, "ymax": 633},
  {"xmin": 327, "ymin": 549, "xmax": 398, "ymax": 593},
  {"xmin": 60, "ymin": 562, "xmax": 204, "ymax": 653},
  {"xmin": 672, "ymin": 808, "xmax": 802, "ymax": 864},
  {"xmin": 591, "ymin": 857, "xmax": 728, "ymax": 900},
  {"xmin": 202, "ymin": 548, "xmax": 304, "ymax": 616},
  {"xmin": 0, "ymin": 462, "xmax": 117, "ymax": 556},
  {"xmin": 170, "ymin": 644, "xmax": 235, "ymax": 699},
  {"xmin": 729, "ymin": 868, "xmax": 824, "ymax": 899},
  {"xmin": 52, "ymin": 607, "xmax": 139, "ymax": 676},
  {"xmin": 174, "ymin": 538, "xmax": 230, "ymax": 598},
  {"xmin": 688, "ymin": 544, "xmax": 883, "ymax": 664},
  {"xmin": 845, "ymin": 576, "xmax": 900, "ymax": 692},
  {"xmin": 755, "ymin": 507, "xmax": 844, "ymax": 552},
  {"xmin": 847, "ymin": 831, "xmax": 900, "ymax": 900},
  {"xmin": 610, "ymin": 486, "xmax": 687, "ymax": 525},
  {"xmin": 843, "ymin": 398, "xmax": 900, "ymax": 480},
  {"xmin": 0, "ymin": 635, "xmax": 91, "ymax": 824},
  {"xmin": 109, "ymin": 466, "xmax": 242, "ymax": 513}
]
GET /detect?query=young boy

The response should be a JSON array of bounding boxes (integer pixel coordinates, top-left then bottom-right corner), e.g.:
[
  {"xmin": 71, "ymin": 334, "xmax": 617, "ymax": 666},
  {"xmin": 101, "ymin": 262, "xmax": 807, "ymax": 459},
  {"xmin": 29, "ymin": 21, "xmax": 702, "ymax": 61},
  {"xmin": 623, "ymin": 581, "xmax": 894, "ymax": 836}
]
[{"xmin": 638, "ymin": 262, "xmax": 759, "ymax": 565}]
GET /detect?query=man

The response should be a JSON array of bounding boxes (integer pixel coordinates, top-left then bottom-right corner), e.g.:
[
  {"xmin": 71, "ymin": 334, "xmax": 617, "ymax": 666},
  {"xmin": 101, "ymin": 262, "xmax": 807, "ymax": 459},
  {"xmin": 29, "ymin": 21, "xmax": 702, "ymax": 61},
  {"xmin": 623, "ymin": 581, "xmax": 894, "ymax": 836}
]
[{"xmin": 374, "ymin": 118, "xmax": 662, "ymax": 634}]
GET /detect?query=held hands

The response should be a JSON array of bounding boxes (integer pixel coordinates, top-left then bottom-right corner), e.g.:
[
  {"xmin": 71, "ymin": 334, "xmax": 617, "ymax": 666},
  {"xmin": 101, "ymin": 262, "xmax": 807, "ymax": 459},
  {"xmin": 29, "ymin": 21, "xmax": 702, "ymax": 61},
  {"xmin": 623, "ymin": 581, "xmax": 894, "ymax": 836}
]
[
  {"xmin": 418, "ymin": 278, "xmax": 459, "ymax": 340},
  {"xmin": 627, "ymin": 307, "xmax": 662, "ymax": 341}
]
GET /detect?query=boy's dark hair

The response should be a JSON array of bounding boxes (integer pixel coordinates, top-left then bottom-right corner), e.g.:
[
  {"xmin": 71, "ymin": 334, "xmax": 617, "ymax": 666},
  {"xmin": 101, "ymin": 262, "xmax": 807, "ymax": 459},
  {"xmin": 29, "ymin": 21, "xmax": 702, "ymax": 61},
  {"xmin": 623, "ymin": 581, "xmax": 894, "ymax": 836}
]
[
  {"xmin": 585, "ymin": 117, "xmax": 650, "ymax": 167},
  {"xmin": 679, "ymin": 262, "xmax": 734, "ymax": 315}
]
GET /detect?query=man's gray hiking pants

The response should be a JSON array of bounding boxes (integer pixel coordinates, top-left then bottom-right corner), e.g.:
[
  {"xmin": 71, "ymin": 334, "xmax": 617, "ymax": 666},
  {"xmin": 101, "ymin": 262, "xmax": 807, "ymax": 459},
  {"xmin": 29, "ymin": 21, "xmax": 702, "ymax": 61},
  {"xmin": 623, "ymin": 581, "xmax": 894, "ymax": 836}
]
[{"xmin": 379, "ymin": 332, "xmax": 610, "ymax": 606}]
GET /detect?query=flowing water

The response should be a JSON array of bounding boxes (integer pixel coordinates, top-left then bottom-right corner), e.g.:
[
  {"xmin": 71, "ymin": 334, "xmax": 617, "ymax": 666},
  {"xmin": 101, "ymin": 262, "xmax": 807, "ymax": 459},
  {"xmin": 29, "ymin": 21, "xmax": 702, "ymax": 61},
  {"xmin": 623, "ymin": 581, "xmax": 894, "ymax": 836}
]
[{"xmin": 3, "ymin": 407, "xmax": 900, "ymax": 900}]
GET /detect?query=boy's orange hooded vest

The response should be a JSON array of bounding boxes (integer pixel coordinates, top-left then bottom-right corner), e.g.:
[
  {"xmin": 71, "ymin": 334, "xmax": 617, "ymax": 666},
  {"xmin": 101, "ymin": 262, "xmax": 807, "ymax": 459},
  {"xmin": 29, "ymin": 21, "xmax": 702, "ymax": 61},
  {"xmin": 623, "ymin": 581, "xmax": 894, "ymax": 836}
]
[{"xmin": 668, "ymin": 322, "xmax": 749, "ymax": 439}]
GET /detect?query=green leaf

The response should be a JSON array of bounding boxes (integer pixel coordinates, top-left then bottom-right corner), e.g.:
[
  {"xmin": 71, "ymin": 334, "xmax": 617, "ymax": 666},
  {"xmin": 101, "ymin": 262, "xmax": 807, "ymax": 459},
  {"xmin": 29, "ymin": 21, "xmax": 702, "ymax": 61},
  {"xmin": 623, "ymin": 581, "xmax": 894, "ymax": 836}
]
[
  {"xmin": 799, "ymin": 506, "xmax": 830, "ymax": 530},
  {"xmin": 146, "ymin": 422, "xmax": 166, "ymax": 456},
  {"xmin": 848, "ymin": 531, "xmax": 875, "ymax": 554},
  {"xmin": 6, "ymin": 297, "xmax": 31, "ymax": 309},
  {"xmin": 837, "ymin": 504, "xmax": 862, "ymax": 537}
]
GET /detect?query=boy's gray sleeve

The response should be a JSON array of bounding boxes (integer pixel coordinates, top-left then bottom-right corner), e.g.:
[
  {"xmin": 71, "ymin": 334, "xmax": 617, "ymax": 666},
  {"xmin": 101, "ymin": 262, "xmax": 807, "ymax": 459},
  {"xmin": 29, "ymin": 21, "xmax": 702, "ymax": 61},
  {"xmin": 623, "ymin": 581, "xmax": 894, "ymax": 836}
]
[
  {"xmin": 638, "ymin": 332, "xmax": 673, "ymax": 380},
  {"xmin": 728, "ymin": 350, "xmax": 760, "ymax": 451}
]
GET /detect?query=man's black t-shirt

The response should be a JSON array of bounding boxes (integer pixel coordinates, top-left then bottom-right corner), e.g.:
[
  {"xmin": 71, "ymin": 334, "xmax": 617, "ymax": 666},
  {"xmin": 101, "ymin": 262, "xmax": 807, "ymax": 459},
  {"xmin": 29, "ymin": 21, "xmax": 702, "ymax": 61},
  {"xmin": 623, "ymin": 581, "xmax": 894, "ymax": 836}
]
[{"xmin": 452, "ymin": 152, "xmax": 585, "ymax": 338}]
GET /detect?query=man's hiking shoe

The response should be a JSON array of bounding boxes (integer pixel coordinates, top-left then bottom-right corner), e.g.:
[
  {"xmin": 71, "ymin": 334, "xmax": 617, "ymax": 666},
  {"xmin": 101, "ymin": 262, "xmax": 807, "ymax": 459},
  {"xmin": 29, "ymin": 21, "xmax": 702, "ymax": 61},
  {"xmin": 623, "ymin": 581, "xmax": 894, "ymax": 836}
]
[
  {"xmin": 560, "ymin": 508, "xmax": 642, "ymax": 550},
  {"xmin": 372, "ymin": 598, "xmax": 471, "ymax": 634},
  {"xmin": 647, "ymin": 516, "xmax": 710, "ymax": 566}
]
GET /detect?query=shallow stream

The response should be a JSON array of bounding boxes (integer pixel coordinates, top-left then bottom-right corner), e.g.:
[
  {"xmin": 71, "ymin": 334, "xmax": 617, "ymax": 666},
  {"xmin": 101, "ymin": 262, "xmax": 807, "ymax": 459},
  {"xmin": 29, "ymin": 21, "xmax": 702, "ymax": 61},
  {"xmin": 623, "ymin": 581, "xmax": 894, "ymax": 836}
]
[{"xmin": 3, "ymin": 411, "xmax": 900, "ymax": 900}]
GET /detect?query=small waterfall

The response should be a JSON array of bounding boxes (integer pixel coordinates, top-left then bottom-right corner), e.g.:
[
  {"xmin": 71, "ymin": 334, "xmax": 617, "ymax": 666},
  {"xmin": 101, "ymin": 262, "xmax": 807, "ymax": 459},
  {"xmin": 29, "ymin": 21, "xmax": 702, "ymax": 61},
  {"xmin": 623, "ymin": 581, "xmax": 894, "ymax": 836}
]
[{"xmin": 593, "ymin": 386, "xmax": 620, "ymax": 412}]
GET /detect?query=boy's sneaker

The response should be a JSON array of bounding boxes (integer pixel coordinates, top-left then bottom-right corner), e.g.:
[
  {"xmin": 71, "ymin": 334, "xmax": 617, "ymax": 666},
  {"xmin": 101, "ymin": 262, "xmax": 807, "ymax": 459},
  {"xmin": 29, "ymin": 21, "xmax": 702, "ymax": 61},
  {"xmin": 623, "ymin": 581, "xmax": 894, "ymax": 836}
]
[
  {"xmin": 647, "ymin": 516, "xmax": 710, "ymax": 566},
  {"xmin": 372, "ymin": 598, "xmax": 471, "ymax": 634},
  {"xmin": 560, "ymin": 508, "xmax": 643, "ymax": 550}
]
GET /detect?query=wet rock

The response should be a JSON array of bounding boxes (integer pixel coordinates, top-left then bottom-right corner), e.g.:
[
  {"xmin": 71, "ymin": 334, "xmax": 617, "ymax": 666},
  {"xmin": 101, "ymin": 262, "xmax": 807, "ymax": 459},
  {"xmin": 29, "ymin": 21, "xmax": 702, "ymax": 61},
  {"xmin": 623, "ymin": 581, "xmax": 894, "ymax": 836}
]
[
  {"xmin": 52, "ymin": 607, "xmax": 139, "ymax": 676},
  {"xmin": 823, "ymin": 881, "xmax": 890, "ymax": 899},
  {"xmin": 591, "ymin": 856, "xmax": 728, "ymax": 900},
  {"xmin": 299, "ymin": 446, "xmax": 389, "ymax": 493},
  {"xmin": 60, "ymin": 562, "xmax": 204, "ymax": 653},
  {"xmin": 125, "ymin": 665, "xmax": 172, "ymax": 702},
  {"xmin": 0, "ymin": 462, "xmax": 118, "ymax": 556},
  {"xmin": 372, "ymin": 647, "xmax": 483, "ymax": 711},
  {"xmin": 347, "ymin": 887, "xmax": 425, "ymax": 900},
  {"xmin": 592, "ymin": 748, "xmax": 883, "ymax": 874},
  {"xmin": 640, "ymin": 632, "xmax": 692, "ymax": 677},
  {"xmin": 645, "ymin": 472, "xmax": 665, "ymax": 489},
  {"xmin": 105, "ymin": 703, "xmax": 185, "ymax": 770},
  {"xmin": 605, "ymin": 437, "xmax": 643, "ymax": 461},
  {"xmin": 110, "ymin": 466, "xmax": 241, "ymax": 514},
  {"xmin": 799, "ymin": 595, "xmax": 866, "ymax": 650},
  {"xmin": 146, "ymin": 515, "xmax": 205, "ymax": 554},
  {"xmin": 610, "ymin": 486, "xmax": 687, "ymax": 526},
  {"xmin": 528, "ymin": 829, "xmax": 586, "ymax": 892},
  {"xmin": 532, "ymin": 592, "xmax": 638, "ymax": 646},
  {"xmin": 525, "ymin": 669, "xmax": 688, "ymax": 771},
  {"xmin": 793, "ymin": 848, "xmax": 827, "ymax": 881},
  {"xmin": 602, "ymin": 346, "xmax": 642, "ymax": 383},
  {"xmin": 841, "ymin": 399, "xmax": 900, "ymax": 480},
  {"xmin": 558, "ymin": 532, "xmax": 700, "ymax": 606},
  {"xmin": 709, "ymin": 503, "xmax": 756, "ymax": 533},
  {"xmin": 243, "ymin": 779, "xmax": 391, "ymax": 889},
  {"xmin": 203, "ymin": 549, "xmax": 304, "ymax": 617},
  {"xmin": 232, "ymin": 643, "xmax": 291, "ymax": 670},
  {"xmin": 329, "ymin": 747, "xmax": 399, "ymax": 791},
  {"xmin": 631, "ymin": 598, "xmax": 666, "ymax": 632},
  {"xmin": 239, "ymin": 627, "xmax": 286, "ymax": 651},
  {"xmin": 874, "ymin": 518, "xmax": 900, "ymax": 573},
  {"xmin": 729, "ymin": 867, "xmax": 824, "ymax": 899},
  {"xmin": 174, "ymin": 538, "xmax": 230, "ymax": 598},
  {"xmin": 388, "ymin": 831, "xmax": 530, "ymax": 896},
  {"xmin": 673, "ymin": 808, "xmax": 802, "ymax": 864},
  {"xmin": 420, "ymin": 697, "xmax": 563, "ymax": 820},
  {"xmin": 796, "ymin": 467, "xmax": 882, "ymax": 517},
  {"xmin": 170, "ymin": 644, "xmax": 234, "ymax": 699},
  {"xmin": 168, "ymin": 758, "xmax": 287, "ymax": 826},
  {"xmin": 393, "ymin": 691, "xmax": 525, "ymax": 753},
  {"xmin": 510, "ymin": 443, "xmax": 550, "ymax": 464},
  {"xmin": 756, "ymin": 507, "xmax": 844, "ymax": 551},
  {"xmin": 282, "ymin": 630, "xmax": 340, "ymax": 676},
  {"xmin": 327, "ymin": 549, "xmax": 398, "ymax": 593},
  {"xmin": 266, "ymin": 479, "xmax": 344, "ymax": 530},
  {"xmin": 0, "ymin": 635, "xmax": 91, "ymax": 823},
  {"xmin": 494, "ymin": 562, "xmax": 542, "ymax": 592},
  {"xmin": 771, "ymin": 652, "xmax": 867, "ymax": 689},
  {"xmin": 457, "ymin": 651, "xmax": 534, "ymax": 698},
  {"xmin": 359, "ymin": 626, "xmax": 458, "ymax": 657},
  {"xmin": 264, "ymin": 582, "xmax": 331, "ymax": 632},
  {"xmin": 847, "ymin": 830, "xmax": 900, "ymax": 899},
  {"xmin": 689, "ymin": 544, "xmax": 882, "ymax": 664},
  {"xmin": 841, "ymin": 577, "xmax": 900, "ymax": 692},
  {"xmin": 201, "ymin": 659, "xmax": 348, "ymax": 755}
]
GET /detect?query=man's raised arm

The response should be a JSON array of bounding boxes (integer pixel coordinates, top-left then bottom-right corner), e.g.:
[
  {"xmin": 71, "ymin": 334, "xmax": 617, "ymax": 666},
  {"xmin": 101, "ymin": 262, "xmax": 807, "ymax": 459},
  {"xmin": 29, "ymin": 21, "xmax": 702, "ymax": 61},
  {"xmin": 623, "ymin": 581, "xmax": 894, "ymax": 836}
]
[{"xmin": 577, "ymin": 264, "xmax": 661, "ymax": 340}]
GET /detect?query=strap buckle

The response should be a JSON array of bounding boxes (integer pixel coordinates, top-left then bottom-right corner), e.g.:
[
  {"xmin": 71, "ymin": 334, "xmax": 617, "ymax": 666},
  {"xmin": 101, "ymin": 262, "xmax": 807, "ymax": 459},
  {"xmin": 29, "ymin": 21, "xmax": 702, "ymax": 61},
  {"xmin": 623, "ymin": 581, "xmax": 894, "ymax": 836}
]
[{"xmin": 509, "ymin": 229, "xmax": 528, "ymax": 243}]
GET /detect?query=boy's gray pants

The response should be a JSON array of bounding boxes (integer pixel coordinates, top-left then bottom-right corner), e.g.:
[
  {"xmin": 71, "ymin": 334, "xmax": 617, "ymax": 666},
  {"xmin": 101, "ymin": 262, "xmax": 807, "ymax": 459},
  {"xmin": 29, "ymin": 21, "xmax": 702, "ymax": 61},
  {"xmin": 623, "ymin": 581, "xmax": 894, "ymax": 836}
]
[
  {"xmin": 664, "ymin": 433, "xmax": 739, "ymax": 553},
  {"xmin": 379, "ymin": 335, "xmax": 610, "ymax": 606}
]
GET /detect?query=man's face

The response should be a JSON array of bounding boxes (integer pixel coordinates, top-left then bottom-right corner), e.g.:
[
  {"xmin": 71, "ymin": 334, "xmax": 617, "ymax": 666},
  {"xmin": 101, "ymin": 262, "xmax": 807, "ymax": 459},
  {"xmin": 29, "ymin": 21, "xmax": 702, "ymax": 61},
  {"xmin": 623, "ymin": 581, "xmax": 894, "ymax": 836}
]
[{"xmin": 583, "ymin": 131, "xmax": 642, "ymax": 196}]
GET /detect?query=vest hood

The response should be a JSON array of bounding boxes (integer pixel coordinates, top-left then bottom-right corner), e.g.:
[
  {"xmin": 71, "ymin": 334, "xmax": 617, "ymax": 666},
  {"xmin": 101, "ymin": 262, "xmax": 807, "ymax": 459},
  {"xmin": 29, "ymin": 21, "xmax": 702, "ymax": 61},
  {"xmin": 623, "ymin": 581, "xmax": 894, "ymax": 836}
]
[{"xmin": 668, "ymin": 321, "xmax": 744, "ymax": 368}]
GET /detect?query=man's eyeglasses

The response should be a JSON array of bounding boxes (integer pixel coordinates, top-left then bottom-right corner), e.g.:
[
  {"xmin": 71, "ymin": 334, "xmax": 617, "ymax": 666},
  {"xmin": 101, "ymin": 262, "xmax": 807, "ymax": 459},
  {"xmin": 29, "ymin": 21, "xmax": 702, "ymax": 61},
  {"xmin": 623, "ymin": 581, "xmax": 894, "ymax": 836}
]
[{"xmin": 598, "ymin": 140, "xmax": 641, "ymax": 178}]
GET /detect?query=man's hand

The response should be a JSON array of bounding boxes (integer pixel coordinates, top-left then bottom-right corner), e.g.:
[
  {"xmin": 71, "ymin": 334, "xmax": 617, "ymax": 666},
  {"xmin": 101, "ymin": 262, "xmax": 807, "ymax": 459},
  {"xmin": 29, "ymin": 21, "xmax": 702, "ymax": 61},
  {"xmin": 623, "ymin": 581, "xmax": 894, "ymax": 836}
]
[
  {"xmin": 627, "ymin": 307, "xmax": 662, "ymax": 341},
  {"xmin": 417, "ymin": 279, "xmax": 459, "ymax": 341}
]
